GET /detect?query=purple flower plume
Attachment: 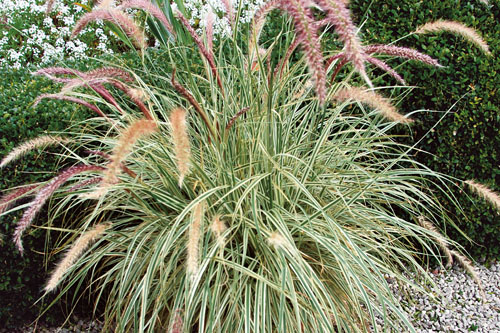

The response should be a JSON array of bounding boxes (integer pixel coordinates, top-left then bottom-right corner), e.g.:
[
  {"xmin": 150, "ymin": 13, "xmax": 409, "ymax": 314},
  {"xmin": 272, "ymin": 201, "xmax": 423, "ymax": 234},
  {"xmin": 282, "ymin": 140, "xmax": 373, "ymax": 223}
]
[
  {"xmin": 13, "ymin": 165, "xmax": 105, "ymax": 255},
  {"xmin": 315, "ymin": 0, "xmax": 370, "ymax": 87},
  {"xmin": 66, "ymin": 177, "xmax": 103, "ymax": 192},
  {"xmin": 364, "ymin": 44, "xmax": 443, "ymax": 67},
  {"xmin": 34, "ymin": 94, "xmax": 109, "ymax": 119},
  {"xmin": 119, "ymin": 0, "xmax": 176, "ymax": 37},
  {"xmin": 366, "ymin": 56, "xmax": 406, "ymax": 85},
  {"xmin": 72, "ymin": 9, "xmax": 146, "ymax": 49},
  {"xmin": 175, "ymin": 11, "xmax": 224, "ymax": 95},
  {"xmin": 280, "ymin": 0, "xmax": 326, "ymax": 104},
  {"xmin": 33, "ymin": 68, "xmax": 85, "ymax": 83},
  {"xmin": 0, "ymin": 185, "xmax": 39, "ymax": 215}
]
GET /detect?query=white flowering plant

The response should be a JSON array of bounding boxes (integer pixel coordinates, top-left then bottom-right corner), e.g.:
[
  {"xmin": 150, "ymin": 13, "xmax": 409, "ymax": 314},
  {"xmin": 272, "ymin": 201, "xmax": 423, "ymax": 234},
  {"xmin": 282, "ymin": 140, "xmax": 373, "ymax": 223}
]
[{"xmin": 0, "ymin": 0, "xmax": 122, "ymax": 69}]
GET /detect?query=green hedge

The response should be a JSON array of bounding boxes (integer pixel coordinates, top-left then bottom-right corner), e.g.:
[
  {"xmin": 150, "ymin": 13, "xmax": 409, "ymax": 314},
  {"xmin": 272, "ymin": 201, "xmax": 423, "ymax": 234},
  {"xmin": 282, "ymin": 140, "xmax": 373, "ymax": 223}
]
[{"xmin": 346, "ymin": 0, "xmax": 500, "ymax": 259}]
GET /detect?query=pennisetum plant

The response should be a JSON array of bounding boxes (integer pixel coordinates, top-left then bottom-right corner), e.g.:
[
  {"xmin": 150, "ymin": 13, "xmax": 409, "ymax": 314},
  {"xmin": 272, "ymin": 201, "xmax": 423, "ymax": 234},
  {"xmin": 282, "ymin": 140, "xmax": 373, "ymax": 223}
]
[{"xmin": 0, "ymin": 0, "xmax": 496, "ymax": 331}]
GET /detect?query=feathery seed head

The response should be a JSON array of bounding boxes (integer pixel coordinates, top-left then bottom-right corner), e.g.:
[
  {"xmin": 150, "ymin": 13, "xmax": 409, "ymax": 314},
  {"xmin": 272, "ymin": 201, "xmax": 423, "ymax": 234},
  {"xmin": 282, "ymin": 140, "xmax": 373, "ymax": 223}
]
[
  {"xmin": 210, "ymin": 215, "xmax": 227, "ymax": 248},
  {"xmin": 280, "ymin": 0, "xmax": 327, "ymax": 104},
  {"xmin": 169, "ymin": 108, "xmax": 191, "ymax": 188},
  {"xmin": 186, "ymin": 202, "xmax": 204, "ymax": 279},
  {"xmin": 13, "ymin": 165, "xmax": 105, "ymax": 255},
  {"xmin": 364, "ymin": 44, "xmax": 443, "ymax": 67},
  {"xmin": 119, "ymin": 0, "xmax": 175, "ymax": 36},
  {"xmin": 1, "ymin": 135, "xmax": 69, "ymax": 168},
  {"xmin": 465, "ymin": 180, "xmax": 500, "ymax": 211},
  {"xmin": 417, "ymin": 216, "xmax": 453, "ymax": 267},
  {"xmin": 249, "ymin": 0, "xmax": 281, "ymax": 61},
  {"xmin": 205, "ymin": 9, "xmax": 215, "ymax": 54},
  {"xmin": 415, "ymin": 20, "xmax": 491, "ymax": 55},
  {"xmin": 72, "ymin": 9, "xmax": 146, "ymax": 49},
  {"xmin": 268, "ymin": 232, "xmax": 288, "ymax": 249},
  {"xmin": 44, "ymin": 223, "xmax": 110, "ymax": 292},
  {"xmin": 90, "ymin": 119, "xmax": 157, "ymax": 198},
  {"xmin": 450, "ymin": 251, "xmax": 485, "ymax": 299},
  {"xmin": 0, "ymin": 185, "xmax": 39, "ymax": 215},
  {"xmin": 315, "ymin": 0, "xmax": 369, "ymax": 85},
  {"xmin": 334, "ymin": 87, "xmax": 413, "ymax": 124}
]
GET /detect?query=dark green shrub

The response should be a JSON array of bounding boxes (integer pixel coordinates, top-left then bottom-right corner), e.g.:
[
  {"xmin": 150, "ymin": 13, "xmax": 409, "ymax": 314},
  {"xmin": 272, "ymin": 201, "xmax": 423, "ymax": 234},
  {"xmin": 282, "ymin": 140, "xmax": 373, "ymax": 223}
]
[{"xmin": 345, "ymin": 0, "xmax": 500, "ymax": 259}]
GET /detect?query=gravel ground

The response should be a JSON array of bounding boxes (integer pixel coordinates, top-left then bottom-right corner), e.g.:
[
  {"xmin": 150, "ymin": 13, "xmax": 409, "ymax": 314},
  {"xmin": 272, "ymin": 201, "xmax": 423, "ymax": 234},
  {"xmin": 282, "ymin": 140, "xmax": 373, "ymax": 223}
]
[
  {"xmin": 377, "ymin": 261, "xmax": 500, "ymax": 332},
  {"xmin": 3, "ymin": 263, "xmax": 499, "ymax": 332}
]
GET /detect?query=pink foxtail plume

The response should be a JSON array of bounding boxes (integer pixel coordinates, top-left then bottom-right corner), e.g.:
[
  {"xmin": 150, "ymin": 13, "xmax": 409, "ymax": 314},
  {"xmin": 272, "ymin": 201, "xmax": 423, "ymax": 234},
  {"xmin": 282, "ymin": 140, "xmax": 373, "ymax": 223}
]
[
  {"xmin": 119, "ymin": 0, "xmax": 176, "ymax": 37},
  {"xmin": 72, "ymin": 9, "xmax": 146, "ymax": 49},
  {"xmin": 222, "ymin": 0, "xmax": 235, "ymax": 26},
  {"xmin": 0, "ymin": 185, "xmax": 39, "ymax": 215},
  {"xmin": 175, "ymin": 11, "xmax": 224, "ymax": 95},
  {"xmin": 280, "ymin": 0, "xmax": 326, "ymax": 104},
  {"xmin": 67, "ymin": 177, "xmax": 104, "ymax": 192},
  {"xmin": 275, "ymin": 38, "xmax": 300, "ymax": 77},
  {"xmin": 249, "ymin": 0, "xmax": 281, "ymax": 61},
  {"xmin": 315, "ymin": 0, "xmax": 371, "ymax": 87},
  {"xmin": 205, "ymin": 9, "xmax": 215, "ymax": 55},
  {"xmin": 33, "ymin": 67, "xmax": 84, "ymax": 83},
  {"xmin": 365, "ymin": 57, "xmax": 406, "ymax": 85},
  {"xmin": 34, "ymin": 94, "xmax": 109, "ymax": 120},
  {"xmin": 13, "ymin": 165, "xmax": 105, "ymax": 255},
  {"xmin": 364, "ymin": 44, "xmax": 443, "ymax": 67}
]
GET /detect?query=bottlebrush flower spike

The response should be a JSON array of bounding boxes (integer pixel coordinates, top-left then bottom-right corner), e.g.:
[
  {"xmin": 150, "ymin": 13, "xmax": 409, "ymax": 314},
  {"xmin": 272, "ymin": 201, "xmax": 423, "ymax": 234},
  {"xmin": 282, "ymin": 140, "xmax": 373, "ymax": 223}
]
[
  {"xmin": 119, "ymin": 0, "xmax": 176, "ymax": 37},
  {"xmin": 175, "ymin": 11, "xmax": 224, "ymax": 95},
  {"xmin": 334, "ymin": 87, "xmax": 413, "ymax": 124},
  {"xmin": 45, "ymin": 223, "xmax": 110, "ymax": 292},
  {"xmin": 205, "ymin": 9, "xmax": 215, "ymax": 55},
  {"xmin": 13, "ymin": 165, "xmax": 105, "ymax": 255},
  {"xmin": 365, "ymin": 57, "xmax": 406, "ymax": 85},
  {"xmin": 416, "ymin": 20, "xmax": 491, "ymax": 55},
  {"xmin": 417, "ymin": 216, "xmax": 453, "ymax": 267},
  {"xmin": 169, "ymin": 108, "xmax": 191, "ymax": 188},
  {"xmin": 280, "ymin": 0, "xmax": 326, "ymax": 104},
  {"xmin": 66, "ymin": 177, "xmax": 104, "ymax": 192},
  {"xmin": 0, "ymin": 185, "xmax": 38, "ymax": 215},
  {"xmin": 88, "ymin": 119, "xmax": 157, "ymax": 198},
  {"xmin": 315, "ymin": 0, "xmax": 371, "ymax": 88},
  {"xmin": 72, "ymin": 9, "xmax": 146, "ymax": 49},
  {"xmin": 222, "ymin": 0, "xmax": 235, "ymax": 26},
  {"xmin": 34, "ymin": 94, "xmax": 109, "ymax": 120},
  {"xmin": 465, "ymin": 180, "xmax": 500, "ymax": 211},
  {"xmin": 33, "ymin": 67, "xmax": 85, "ymax": 83},
  {"xmin": 249, "ymin": 0, "xmax": 281, "ymax": 62},
  {"xmin": 210, "ymin": 215, "xmax": 227, "ymax": 248},
  {"xmin": 1, "ymin": 135, "xmax": 69, "ymax": 168},
  {"xmin": 187, "ymin": 201, "xmax": 204, "ymax": 280},
  {"xmin": 85, "ymin": 67, "xmax": 135, "ymax": 82},
  {"xmin": 364, "ymin": 44, "xmax": 443, "ymax": 67}
]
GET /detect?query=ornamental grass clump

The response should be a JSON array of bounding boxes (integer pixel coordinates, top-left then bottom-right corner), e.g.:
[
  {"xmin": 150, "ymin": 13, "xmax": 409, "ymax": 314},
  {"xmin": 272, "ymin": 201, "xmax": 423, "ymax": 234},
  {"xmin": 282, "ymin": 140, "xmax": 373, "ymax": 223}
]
[{"xmin": 1, "ymin": 0, "xmax": 493, "ymax": 332}]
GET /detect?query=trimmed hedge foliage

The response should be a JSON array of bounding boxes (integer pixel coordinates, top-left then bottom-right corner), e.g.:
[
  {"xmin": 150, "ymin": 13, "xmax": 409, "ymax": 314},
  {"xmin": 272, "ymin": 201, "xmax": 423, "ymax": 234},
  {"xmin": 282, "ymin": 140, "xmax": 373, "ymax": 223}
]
[
  {"xmin": 0, "ymin": 66, "xmax": 93, "ymax": 328},
  {"xmin": 345, "ymin": 0, "xmax": 500, "ymax": 259}
]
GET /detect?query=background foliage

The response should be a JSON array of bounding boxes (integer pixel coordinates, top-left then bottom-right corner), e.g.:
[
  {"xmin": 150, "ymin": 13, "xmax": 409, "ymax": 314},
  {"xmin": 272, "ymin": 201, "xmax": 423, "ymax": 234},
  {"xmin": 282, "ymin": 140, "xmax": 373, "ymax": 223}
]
[{"xmin": 346, "ymin": 0, "xmax": 500, "ymax": 260}]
